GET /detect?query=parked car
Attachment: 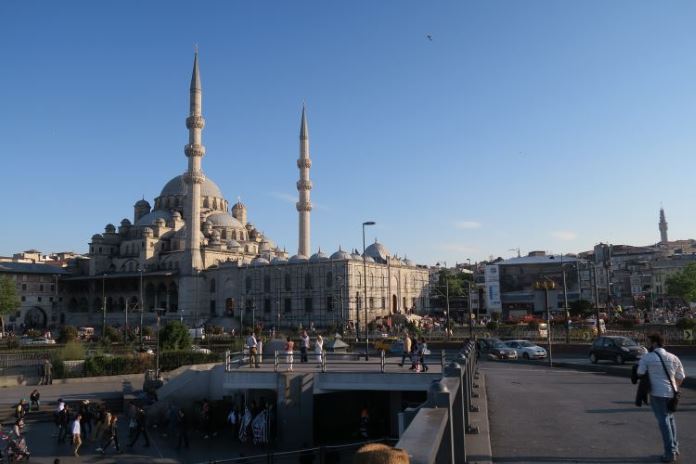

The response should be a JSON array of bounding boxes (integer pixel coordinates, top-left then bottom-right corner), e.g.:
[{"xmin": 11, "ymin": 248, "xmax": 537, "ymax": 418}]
[
  {"xmin": 589, "ymin": 336, "xmax": 647, "ymax": 364},
  {"xmin": 191, "ymin": 345, "xmax": 212, "ymax": 355},
  {"xmin": 477, "ymin": 338, "xmax": 518, "ymax": 360},
  {"xmin": 505, "ymin": 340, "xmax": 547, "ymax": 360},
  {"xmin": 19, "ymin": 336, "xmax": 56, "ymax": 346}
]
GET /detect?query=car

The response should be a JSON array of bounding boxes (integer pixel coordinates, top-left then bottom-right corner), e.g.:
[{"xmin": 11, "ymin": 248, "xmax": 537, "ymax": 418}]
[
  {"xmin": 477, "ymin": 338, "xmax": 518, "ymax": 360},
  {"xmin": 589, "ymin": 336, "xmax": 647, "ymax": 364},
  {"xmin": 505, "ymin": 340, "xmax": 547, "ymax": 360},
  {"xmin": 135, "ymin": 346, "xmax": 155, "ymax": 355},
  {"xmin": 19, "ymin": 336, "xmax": 56, "ymax": 346},
  {"xmin": 191, "ymin": 345, "xmax": 212, "ymax": 355},
  {"xmin": 373, "ymin": 337, "xmax": 404, "ymax": 354}
]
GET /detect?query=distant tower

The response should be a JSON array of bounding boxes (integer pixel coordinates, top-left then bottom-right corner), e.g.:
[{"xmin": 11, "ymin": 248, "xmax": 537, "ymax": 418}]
[
  {"xmin": 659, "ymin": 207, "xmax": 668, "ymax": 243},
  {"xmin": 133, "ymin": 199, "xmax": 151, "ymax": 223},
  {"xmin": 296, "ymin": 105, "xmax": 312, "ymax": 256},
  {"xmin": 232, "ymin": 198, "xmax": 247, "ymax": 226},
  {"xmin": 182, "ymin": 52, "xmax": 206, "ymax": 273}
]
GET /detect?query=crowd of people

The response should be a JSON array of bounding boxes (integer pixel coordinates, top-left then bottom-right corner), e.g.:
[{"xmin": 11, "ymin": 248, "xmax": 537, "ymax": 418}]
[{"xmin": 397, "ymin": 333, "xmax": 430, "ymax": 372}]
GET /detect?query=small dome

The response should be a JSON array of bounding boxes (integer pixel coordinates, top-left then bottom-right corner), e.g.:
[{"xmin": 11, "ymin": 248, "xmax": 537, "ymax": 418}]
[
  {"xmin": 232, "ymin": 201, "xmax": 246, "ymax": 211},
  {"xmin": 104, "ymin": 224, "xmax": 116, "ymax": 234},
  {"xmin": 205, "ymin": 212, "xmax": 244, "ymax": 228},
  {"xmin": 135, "ymin": 210, "xmax": 172, "ymax": 227},
  {"xmin": 134, "ymin": 199, "xmax": 150, "ymax": 208},
  {"xmin": 226, "ymin": 240, "xmax": 242, "ymax": 249},
  {"xmin": 272, "ymin": 256, "xmax": 288, "ymax": 264},
  {"xmin": 289, "ymin": 254, "xmax": 308, "ymax": 263},
  {"xmin": 121, "ymin": 218, "xmax": 131, "ymax": 226},
  {"xmin": 330, "ymin": 247, "xmax": 352, "ymax": 260},
  {"xmin": 91, "ymin": 234, "xmax": 103, "ymax": 241},
  {"xmin": 365, "ymin": 241, "xmax": 391, "ymax": 263},
  {"xmin": 252, "ymin": 257, "xmax": 270, "ymax": 266},
  {"xmin": 310, "ymin": 249, "xmax": 328, "ymax": 262},
  {"xmin": 351, "ymin": 250, "xmax": 362, "ymax": 261}
]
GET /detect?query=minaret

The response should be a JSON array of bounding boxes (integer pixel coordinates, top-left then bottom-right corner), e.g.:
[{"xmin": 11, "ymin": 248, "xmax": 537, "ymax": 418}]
[
  {"xmin": 183, "ymin": 52, "xmax": 206, "ymax": 273},
  {"xmin": 296, "ymin": 105, "xmax": 312, "ymax": 256},
  {"xmin": 659, "ymin": 207, "xmax": 668, "ymax": 244}
]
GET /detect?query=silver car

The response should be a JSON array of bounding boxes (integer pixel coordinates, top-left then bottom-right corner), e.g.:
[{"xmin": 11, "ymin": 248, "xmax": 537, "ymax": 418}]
[{"xmin": 505, "ymin": 339, "xmax": 547, "ymax": 360}]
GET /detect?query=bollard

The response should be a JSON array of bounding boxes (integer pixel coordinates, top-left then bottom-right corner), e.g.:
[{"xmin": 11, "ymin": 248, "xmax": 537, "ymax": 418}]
[
  {"xmin": 380, "ymin": 350, "xmax": 385, "ymax": 373},
  {"xmin": 274, "ymin": 350, "xmax": 278, "ymax": 372}
]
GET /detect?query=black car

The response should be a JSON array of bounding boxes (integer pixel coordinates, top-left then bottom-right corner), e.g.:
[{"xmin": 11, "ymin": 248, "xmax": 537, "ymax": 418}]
[
  {"xmin": 589, "ymin": 336, "xmax": 647, "ymax": 364},
  {"xmin": 476, "ymin": 338, "xmax": 518, "ymax": 360}
]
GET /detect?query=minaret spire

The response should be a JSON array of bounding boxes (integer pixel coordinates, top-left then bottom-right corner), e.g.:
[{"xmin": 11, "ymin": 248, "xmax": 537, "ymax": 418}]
[
  {"xmin": 659, "ymin": 206, "xmax": 668, "ymax": 244},
  {"xmin": 183, "ymin": 52, "xmax": 206, "ymax": 273},
  {"xmin": 296, "ymin": 104, "xmax": 312, "ymax": 256}
]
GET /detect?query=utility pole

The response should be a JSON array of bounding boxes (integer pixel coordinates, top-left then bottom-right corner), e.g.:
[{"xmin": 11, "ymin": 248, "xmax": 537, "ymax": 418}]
[
  {"xmin": 445, "ymin": 277, "xmax": 451, "ymax": 339},
  {"xmin": 102, "ymin": 274, "xmax": 107, "ymax": 338}
]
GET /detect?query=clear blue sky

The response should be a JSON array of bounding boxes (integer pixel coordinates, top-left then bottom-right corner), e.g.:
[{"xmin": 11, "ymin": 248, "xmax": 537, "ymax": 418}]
[{"xmin": 2, "ymin": 1, "xmax": 696, "ymax": 265}]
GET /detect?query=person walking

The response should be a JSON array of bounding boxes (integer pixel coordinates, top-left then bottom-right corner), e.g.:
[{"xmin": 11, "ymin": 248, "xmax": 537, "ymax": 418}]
[
  {"xmin": 636, "ymin": 333, "xmax": 686, "ymax": 463},
  {"xmin": 315, "ymin": 335, "xmax": 324, "ymax": 367},
  {"xmin": 246, "ymin": 332, "xmax": 259, "ymax": 368},
  {"xmin": 176, "ymin": 408, "xmax": 189, "ymax": 450},
  {"xmin": 44, "ymin": 358, "xmax": 53, "ymax": 385},
  {"xmin": 58, "ymin": 405, "xmax": 71, "ymax": 444},
  {"xmin": 79, "ymin": 400, "xmax": 92, "ymax": 440},
  {"xmin": 29, "ymin": 389, "xmax": 40, "ymax": 411},
  {"xmin": 418, "ymin": 337, "xmax": 429, "ymax": 372},
  {"xmin": 96, "ymin": 415, "xmax": 121, "ymax": 454},
  {"xmin": 398, "ymin": 333, "xmax": 412, "ymax": 367},
  {"xmin": 300, "ymin": 330, "xmax": 310, "ymax": 363},
  {"xmin": 128, "ymin": 407, "xmax": 150, "ymax": 448},
  {"xmin": 285, "ymin": 336, "xmax": 295, "ymax": 372},
  {"xmin": 71, "ymin": 413, "xmax": 82, "ymax": 456}
]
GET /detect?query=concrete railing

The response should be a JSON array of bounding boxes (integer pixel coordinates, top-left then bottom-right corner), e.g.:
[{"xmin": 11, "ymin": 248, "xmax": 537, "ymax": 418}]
[{"xmin": 395, "ymin": 341, "xmax": 480, "ymax": 464}]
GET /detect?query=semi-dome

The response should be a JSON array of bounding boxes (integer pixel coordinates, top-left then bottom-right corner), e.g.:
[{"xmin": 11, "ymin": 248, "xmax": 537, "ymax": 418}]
[
  {"xmin": 205, "ymin": 212, "xmax": 243, "ymax": 228},
  {"xmin": 365, "ymin": 241, "xmax": 391, "ymax": 263},
  {"xmin": 272, "ymin": 256, "xmax": 288, "ymax": 264},
  {"xmin": 289, "ymin": 254, "xmax": 308, "ymax": 263},
  {"xmin": 310, "ymin": 249, "xmax": 328, "ymax": 262},
  {"xmin": 136, "ymin": 210, "xmax": 172, "ymax": 227},
  {"xmin": 226, "ymin": 240, "xmax": 242, "ymax": 249},
  {"xmin": 252, "ymin": 257, "xmax": 270, "ymax": 266},
  {"xmin": 363, "ymin": 255, "xmax": 375, "ymax": 263},
  {"xmin": 330, "ymin": 247, "xmax": 352, "ymax": 260},
  {"xmin": 159, "ymin": 174, "xmax": 224, "ymax": 199}
]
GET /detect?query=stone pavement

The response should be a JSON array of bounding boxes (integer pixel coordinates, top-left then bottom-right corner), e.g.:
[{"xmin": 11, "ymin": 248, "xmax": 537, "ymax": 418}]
[{"xmin": 484, "ymin": 362, "xmax": 696, "ymax": 463}]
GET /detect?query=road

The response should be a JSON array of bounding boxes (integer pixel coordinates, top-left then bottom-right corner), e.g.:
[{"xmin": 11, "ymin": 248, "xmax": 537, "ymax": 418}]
[{"xmin": 485, "ymin": 361, "xmax": 696, "ymax": 463}]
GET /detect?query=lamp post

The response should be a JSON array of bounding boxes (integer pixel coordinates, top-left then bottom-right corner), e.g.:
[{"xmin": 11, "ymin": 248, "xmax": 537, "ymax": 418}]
[
  {"xmin": 362, "ymin": 221, "xmax": 375, "ymax": 360},
  {"xmin": 560, "ymin": 256, "xmax": 570, "ymax": 344},
  {"xmin": 534, "ymin": 278, "xmax": 556, "ymax": 367},
  {"xmin": 154, "ymin": 308, "xmax": 166, "ymax": 377},
  {"xmin": 138, "ymin": 267, "xmax": 144, "ymax": 346},
  {"xmin": 467, "ymin": 280, "xmax": 474, "ymax": 338},
  {"xmin": 445, "ymin": 275, "xmax": 451, "ymax": 339},
  {"xmin": 102, "ymin": 274, "xmax": 107, "ymax": 338}
]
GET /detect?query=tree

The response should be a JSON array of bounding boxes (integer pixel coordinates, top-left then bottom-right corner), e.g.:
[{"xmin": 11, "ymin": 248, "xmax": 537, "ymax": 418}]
[
  {"xmin": 431, "ymin": 270, "xmax": 472, "ymax": 312},
  {"xmin": 159, "ymin": 320, "xmax": 192, "ymax": 351},
  {"xmin": 57, "ymin": 325, "xmax": 79, "ymax": 344},
  {"xmin": 569, "ymin": 299, "xmax": 593, "ymax": 317},
  {"xmin": 0, "ymin": 276, "xmax": 20, "ymax": 335},
  {"xmin": 666, "ymin": 263, "xmax": 696, "ymax": 303}
]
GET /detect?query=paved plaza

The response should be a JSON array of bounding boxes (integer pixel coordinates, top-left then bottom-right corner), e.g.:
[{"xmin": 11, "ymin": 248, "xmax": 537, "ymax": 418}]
[{"xmin": 485, "ymin": 362, "xmax": 695, "ymax": 464}]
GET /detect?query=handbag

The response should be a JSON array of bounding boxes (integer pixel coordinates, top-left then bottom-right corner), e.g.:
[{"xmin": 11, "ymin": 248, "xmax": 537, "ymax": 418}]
[{"xmin": 655, "ymin": 351, "xmax": 680, "ymax": 412}]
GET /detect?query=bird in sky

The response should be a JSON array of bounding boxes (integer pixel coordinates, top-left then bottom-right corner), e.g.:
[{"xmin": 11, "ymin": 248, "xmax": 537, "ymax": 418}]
[{"xmin": 426, "ymin": 34, "xmax": 432, "ymax": 41}]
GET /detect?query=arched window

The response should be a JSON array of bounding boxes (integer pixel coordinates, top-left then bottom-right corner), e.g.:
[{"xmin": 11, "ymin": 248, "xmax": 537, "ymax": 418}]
[
  {"xmin": 357, "ymin": 272, "xmax": 362, "ymax": 287},
  {"xmin": 264, "ymin": 275, "xmax": 271, "ymax": 292},
  {"xmin": 326, "ymin": 271, "xmax": 333, "ymax": 288},
  {"xmin": 245, "ymin": 276, "xmax": 252, "ymax": 293},
  {"xmin": 284, "ymin": 273, "xmax": 292, "ymax": 291},
  {"xmin": 305, "ymin": 273, "xmax": 313, "ymax": 290},
  {"xmin": 210, "ymin": 279, "xmax": 216, "ymax": 293}
]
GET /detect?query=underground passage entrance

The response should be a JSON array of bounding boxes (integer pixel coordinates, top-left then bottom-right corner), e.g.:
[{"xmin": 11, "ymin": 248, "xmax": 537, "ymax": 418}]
[{"xmin": 313, "ymin": 390, "xmax": 426, "ymax": 444}]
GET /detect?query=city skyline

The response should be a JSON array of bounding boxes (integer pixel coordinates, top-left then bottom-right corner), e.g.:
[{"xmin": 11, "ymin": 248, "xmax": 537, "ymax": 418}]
[{"xmin": 2, "ymin": 1, "xmax": 696, "ymax": 264}]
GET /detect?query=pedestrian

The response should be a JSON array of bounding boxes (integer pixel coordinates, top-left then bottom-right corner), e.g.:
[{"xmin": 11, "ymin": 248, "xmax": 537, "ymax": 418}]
[
  {"xmin": 201, "ymin": 399, "xmax": 212, "ymax": 439},
  {"xmin": 398, "ymin": 333, "xmax": 412, "ymax": 367},
  {"xmin": 418, "ymin": 337, "xmax": 429, "ymax": 372},
  {"xmin": 636, "ymin": 333, "xmax": 686, "ymax": 463},
  {"xmin": 359, "ymin": 405, "xmax": 369, "ymax": 438},
  {"xmin": 300, "ymin": 330, "xmax": 310, "ymax": 363},
  {"xmin": 58, "ymin": 405, "xmax": 72, "ymax": 444},
  {"xmin": 71, "ymin": 413, "xmax": 82, "ymax": 456},
  {"xmin": 257, "ymin": 336, "xmax": 264, "ymax": 364},
  {"xmin": 315, "ymin": 334, "xmax": 324, "ymax": 367},
  {"xmin": 93, "ymin": 407, "xmax": 111, "ymax": 442},
  {"xmin": 176, "ymin": 408, "xmax": 189, "ymax": 449},
  {"xmin": 96, "ymin": 415, "xmax": 121, "ymax": 454},
  {"xmin": 246, "ymin": 331, "xmax": 259, "ymax": 368},
  {"xmin": 29, "ymin": 389, "xmax": 40, "ymax": 411},
  {"xmin": 285, "ymin": 336, "xmax": 295, "ymax": 372},
  {"xmin": 79, "ymin": 400, "xmax": 92, "ymax": 440},
  {"xmin": 44, "ymin": 358, "xmax": 53, "ymax": 385},
  {"xmin": 13, "ymin": 418, "xmax": 24, "ymax": 438},
  {"xmin": 15, "ymin": 399, "xmax": 26, "ymax": 420},
  {"xmin": 128, "ymin": 407, "xmax": 150, "ymax": 448},
  {"xmin": 409, "ymin": 338, "xmax": 419, "ymax": 371},
  {"xmin": 54, "ymin": 399, "xmax": 65, "ymax": 439}
]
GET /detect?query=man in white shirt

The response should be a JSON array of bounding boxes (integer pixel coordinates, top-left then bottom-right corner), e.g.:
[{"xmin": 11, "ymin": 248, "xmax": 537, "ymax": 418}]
[
  {"xmin": 246, "ymin": 332, "xmax": 259, "ymax": 368},
  {"xmin": 71, "ymin": 413, "xmax": 82, "ymax": 456},
  {"xmin": 636, "ymin": 334, "xmax": 686, "ymax": 463}
]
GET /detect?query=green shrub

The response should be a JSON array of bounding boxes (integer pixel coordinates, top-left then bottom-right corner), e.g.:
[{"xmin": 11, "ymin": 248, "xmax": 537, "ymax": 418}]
[
  {"xmin": 51, "ymin": 358, "xmax": 66, "ymax": 379},
  {"xmin": 675, "ymin": 318, "xmax": 696, "ymax": 331},
  {"xmin": 84, "ymin": 354, "xmax": 152, "ymax": 377},
  {"xmin": 6, "ymin": 336, "xmax": 19, "ymax": 349},
  {"xmin": 158, "ymin": 351, "xmax": 220, "ymax": 372},
  {"xmin": 159, "ymin": 321, "xmax": 192, "ymax": 351},
  {"xmin": 102, "ymin": 325, "xmax": 122, "ymax": 343},
  {"xmin": 619, "ymin": 319, "xmax": 636, "ymax": 330},
  {"xmin": 142, "ymin": 326, "xmax": 154, "ymax": 338},
  {"xmin": 59, "ymin": 341, "xmax": 85, "ymax": 361},
  {"xmin": 57, "ymin": 325, "xmax": 78, "ymax": 344},
  {"xmin": 486, "ymin": 321, "xmax": 499, "ymax": 331}
]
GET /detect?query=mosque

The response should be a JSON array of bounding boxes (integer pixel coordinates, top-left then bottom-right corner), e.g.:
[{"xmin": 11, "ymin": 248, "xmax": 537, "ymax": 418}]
[{"xmin": 60, "ymin": 54, "xmax": 430, "ymax": 331}]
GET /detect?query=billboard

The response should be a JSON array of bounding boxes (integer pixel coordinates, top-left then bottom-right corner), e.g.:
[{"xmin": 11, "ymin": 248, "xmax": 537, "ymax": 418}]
[{"xmin": 486, "ymin": 282, "xmax": 502, "ymax": 312}]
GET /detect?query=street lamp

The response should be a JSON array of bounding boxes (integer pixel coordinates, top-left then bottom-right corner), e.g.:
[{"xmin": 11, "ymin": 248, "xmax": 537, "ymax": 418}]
[
  {"xmin": 138, "ymin": 266, "xmax": 144, "ymax": 346},
  {"xmin": 154, "ymin": 307, "xmax": 166, "ymax": 377},
  {"xmin": 534, "ymin": 278, "xmax": 556, "ymax": 367},
  {"xmin": 362, "ymin": 221, "xmax": 375, "ymax": 360},
  {"xmin": 560, "ymin": 255, "xmax": 570, "ymax": 344},
  {"xmin": 102, "ymin": 274, "xmax": 107, "ymax": 338}
]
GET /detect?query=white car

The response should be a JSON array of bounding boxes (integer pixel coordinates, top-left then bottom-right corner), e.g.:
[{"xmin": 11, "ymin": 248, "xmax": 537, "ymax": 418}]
[
  {"xmin": 19, "ymin": 336, "xmax": 56, "ymax": 346},
  {"xmin": 505, "ymin": 340, "xmax": 547, "ymax": 360},
  {"xmin": 191, "ymin": 345, "xmax": 212, "ymax": 355}
]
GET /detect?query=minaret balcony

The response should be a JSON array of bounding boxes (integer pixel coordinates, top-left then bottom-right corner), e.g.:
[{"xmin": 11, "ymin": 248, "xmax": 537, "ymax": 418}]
[
  {"xmin": 296, "ymin": 201, "xmax": 313, "ymax": 212},
  {"xmin": 297, "ymin": 158, "xmax": 312, "ymax": 169},
  {"xmin": 185, "ymin": 144, "xmax": 206, "ymax": 158},
  {"xmin": 183, "ymin": 170, "xmax": 206, "ymax": 184},
  {"xmin": 186, "ymin": 115, "xmax": 206, "ymax": 129},
  {"xmin": 296, "ymin": 180, "xmax": 313, "ymax": 191}
]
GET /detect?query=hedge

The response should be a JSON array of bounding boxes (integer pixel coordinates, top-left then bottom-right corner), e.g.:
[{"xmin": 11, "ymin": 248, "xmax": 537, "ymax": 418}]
[{"xmin": 79, "ymin": 351, "xmax": 221, "ymax": 377}]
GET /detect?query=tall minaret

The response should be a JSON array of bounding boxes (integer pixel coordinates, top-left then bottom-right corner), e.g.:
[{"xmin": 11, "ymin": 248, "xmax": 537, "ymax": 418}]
[
  {"xmin": 659, "ymin": 207, "xmax": 668, "ymax": 244},
  {"xmin": 296, "ymin": 105, "xmax": 312, "ymax": 256},
  {"xmin": 183, "ymin": 52, "xmax": 206, "ymax": 273}
]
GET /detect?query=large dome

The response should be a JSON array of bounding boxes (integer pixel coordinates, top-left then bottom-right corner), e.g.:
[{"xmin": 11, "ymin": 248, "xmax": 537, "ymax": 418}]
[
  {"xmin": 159, "ymin": 174, "xmax": 224, "ymax": 199},
  {"xmin": 365, "ymin": 241, "xmax": 391, "ymax": 263}
]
